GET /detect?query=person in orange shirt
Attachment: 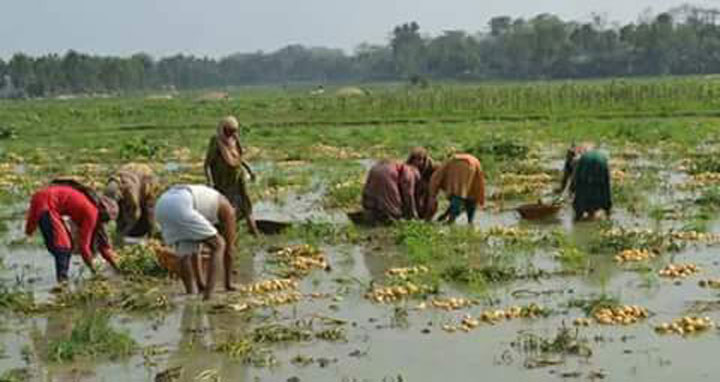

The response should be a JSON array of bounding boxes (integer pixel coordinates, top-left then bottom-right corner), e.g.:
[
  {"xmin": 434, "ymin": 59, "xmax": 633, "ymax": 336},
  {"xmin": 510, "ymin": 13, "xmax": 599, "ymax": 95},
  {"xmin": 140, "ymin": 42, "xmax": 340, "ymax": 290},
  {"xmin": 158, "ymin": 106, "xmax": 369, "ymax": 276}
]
[{"xmin": 429, "ymin": 154, "xmax": 485, "ymax": 225}]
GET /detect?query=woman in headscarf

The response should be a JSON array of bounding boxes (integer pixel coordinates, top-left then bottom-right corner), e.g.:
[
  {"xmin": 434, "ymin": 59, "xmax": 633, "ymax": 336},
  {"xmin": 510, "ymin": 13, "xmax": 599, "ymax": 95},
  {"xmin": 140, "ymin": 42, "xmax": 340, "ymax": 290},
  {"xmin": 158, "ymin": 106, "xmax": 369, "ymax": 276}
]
[
  {"xmin": 429, "ymin": 153, "xmax": 485, "ymax": 225},
  {"xmin": 25, "ymin": 179, "xmax": 120, "ymax": 283},
  {"xmin": 204, "ymin": 116, "xmax": 259, "ymax": 236},
  {"xmin": 106, "ymin": 163, "xmax": 159, "ymax": 244},
  {"xmin": 362, "ymin": 148, "xmax": 434, "ymax": 224},
  {"xmin": 559, "ymin": 143, "xmax": 612, "ymax": 221}
]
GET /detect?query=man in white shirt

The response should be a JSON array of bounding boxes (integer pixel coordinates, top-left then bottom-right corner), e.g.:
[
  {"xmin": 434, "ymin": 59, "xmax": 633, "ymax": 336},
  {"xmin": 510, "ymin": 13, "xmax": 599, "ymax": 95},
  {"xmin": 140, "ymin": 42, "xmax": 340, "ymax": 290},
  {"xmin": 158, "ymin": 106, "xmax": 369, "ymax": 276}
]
[{"xmin": 155, "ymin": 184, "xmax": 238, "ymax": 300}]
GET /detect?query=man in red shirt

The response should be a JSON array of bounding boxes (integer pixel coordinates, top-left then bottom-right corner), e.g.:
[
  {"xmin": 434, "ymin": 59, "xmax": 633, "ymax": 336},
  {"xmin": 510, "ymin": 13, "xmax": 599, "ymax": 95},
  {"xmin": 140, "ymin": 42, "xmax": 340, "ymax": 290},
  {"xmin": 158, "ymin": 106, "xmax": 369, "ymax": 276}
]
[{"xmin": 25, "ymin": 182, "xmax": 121, "ymax": 283}]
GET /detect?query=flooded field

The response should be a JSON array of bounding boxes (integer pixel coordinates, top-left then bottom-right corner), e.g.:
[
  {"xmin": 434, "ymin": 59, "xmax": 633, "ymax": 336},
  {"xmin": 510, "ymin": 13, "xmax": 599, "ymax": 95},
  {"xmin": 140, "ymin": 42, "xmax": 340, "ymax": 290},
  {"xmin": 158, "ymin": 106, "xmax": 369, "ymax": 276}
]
[{"xmin": 3, "ymin": 93, "xmax": 720, "ymax": 381}]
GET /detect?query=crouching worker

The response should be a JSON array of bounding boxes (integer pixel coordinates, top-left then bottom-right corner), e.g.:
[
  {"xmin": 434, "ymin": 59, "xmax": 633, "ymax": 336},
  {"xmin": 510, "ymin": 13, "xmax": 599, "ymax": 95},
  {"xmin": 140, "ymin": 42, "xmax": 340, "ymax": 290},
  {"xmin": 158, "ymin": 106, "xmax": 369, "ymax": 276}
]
[
  {"xmin": 154, "ymin": 184, "xmax": 237, "ymax": 300},
  {"xmin": 559, "ymin": 144, "xmax": 612, "ymax": 221},
  {"xmin": 429, "ymin": 153, "xmax": 485, "ymax": 225},
  {"xmin": 362, "ymin": 148, "xmax": 434, "ymax": 224},
  {"xmin": 105, "ymin": 164, "xmax": 158, "ymax": 244},
  {"xmin": 25, "ymin": 180, "xmax": 121, "ymax": 284}
]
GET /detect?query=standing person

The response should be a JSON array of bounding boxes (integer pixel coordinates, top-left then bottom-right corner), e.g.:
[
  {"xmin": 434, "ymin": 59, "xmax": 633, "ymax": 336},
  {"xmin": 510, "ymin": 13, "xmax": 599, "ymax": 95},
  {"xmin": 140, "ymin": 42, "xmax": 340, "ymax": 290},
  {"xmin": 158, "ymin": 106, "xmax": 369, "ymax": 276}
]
[
  {"xmin": 25, "ymin": 180, "xmax": 120, "ymax": 283},
  {"xmin": 105, "ymin": 164, "xmax": 159, "ymax": 244},
  {"xmin": 204, "ymin": 116, "xmax": 259, "ymax": 236},
  {"xmin": 154, "ymin": 184, "xmax": 237, "ymax": 300},
  {"xmin": 429, "ymin": 153, "xmax": 485, "ymax": 225},
  {"xmin": 361, "ymin": 148, "xmax": 433, "ymax": 224},
  {"xmin": 559, "ymin": 144, "xmax": 612, "ymax": 221}
]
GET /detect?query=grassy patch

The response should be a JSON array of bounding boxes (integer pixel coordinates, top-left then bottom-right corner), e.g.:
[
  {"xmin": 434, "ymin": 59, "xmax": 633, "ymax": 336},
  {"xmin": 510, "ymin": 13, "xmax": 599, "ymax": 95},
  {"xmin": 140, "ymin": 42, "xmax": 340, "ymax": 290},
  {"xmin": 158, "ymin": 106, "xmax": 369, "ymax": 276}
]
[
  {"xmin": 0, "ymin": 368, "xmax": 31, "ymax": 382},
  {"xmin": 0, "ymin": 287, "xmax": 37, "ymax": 314},
  {"xmin": 48, "ymin": 311, "xmax": 136, "ymax": 362}
]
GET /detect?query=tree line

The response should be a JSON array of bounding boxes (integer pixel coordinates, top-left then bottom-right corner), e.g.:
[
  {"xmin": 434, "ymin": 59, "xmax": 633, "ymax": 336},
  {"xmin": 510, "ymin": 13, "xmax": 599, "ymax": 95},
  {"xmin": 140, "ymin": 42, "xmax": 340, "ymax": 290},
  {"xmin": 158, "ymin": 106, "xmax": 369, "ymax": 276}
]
[{"xmin": 3, "ymin": 5, "xmax": 720, "ymax": 97}]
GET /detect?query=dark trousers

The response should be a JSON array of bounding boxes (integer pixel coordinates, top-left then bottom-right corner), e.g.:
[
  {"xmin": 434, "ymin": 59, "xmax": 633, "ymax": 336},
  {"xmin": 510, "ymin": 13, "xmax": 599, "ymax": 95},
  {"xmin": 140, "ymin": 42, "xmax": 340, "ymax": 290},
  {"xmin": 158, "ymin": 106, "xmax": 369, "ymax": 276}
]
[{"xmin": 38, "ymin": 212, "xmax": 72, "ymax": 282}]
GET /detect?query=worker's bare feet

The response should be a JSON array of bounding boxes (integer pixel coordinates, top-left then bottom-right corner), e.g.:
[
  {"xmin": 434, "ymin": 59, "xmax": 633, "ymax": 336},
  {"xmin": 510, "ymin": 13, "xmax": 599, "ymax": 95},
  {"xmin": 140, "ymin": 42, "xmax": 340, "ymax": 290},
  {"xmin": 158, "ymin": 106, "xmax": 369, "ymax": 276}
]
[{"xmin": 225, "ymin": 284, "xmax": 237, "ymax": 292}]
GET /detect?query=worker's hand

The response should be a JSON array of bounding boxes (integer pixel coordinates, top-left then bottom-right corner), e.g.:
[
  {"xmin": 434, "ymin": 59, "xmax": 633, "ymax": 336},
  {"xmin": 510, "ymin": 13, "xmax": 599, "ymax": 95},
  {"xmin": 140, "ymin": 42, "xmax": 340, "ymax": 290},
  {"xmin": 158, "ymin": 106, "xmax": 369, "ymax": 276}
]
[{"xmin": 249, "ymin": 172, "xmax": 257, "ymax": 182}]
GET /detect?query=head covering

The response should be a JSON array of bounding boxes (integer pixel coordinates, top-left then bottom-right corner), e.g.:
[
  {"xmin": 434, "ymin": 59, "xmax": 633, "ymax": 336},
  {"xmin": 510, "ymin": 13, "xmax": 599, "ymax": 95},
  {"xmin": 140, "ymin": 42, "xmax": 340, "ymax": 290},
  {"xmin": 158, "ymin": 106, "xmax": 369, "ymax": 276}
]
[
  {"xmin": 406, "ymin": 147, "xmax": 434, "ymax": 181},
  {"xmin": 216, "ymin": 116, "xmax": 243, "ymax": 167},
  {"xmin": 99, "ymin": 195, "xmax": 119, "ymax": 222},
  {"xmin": 105, "ymin": 179, "xmax": 121, "ymax": 200}
]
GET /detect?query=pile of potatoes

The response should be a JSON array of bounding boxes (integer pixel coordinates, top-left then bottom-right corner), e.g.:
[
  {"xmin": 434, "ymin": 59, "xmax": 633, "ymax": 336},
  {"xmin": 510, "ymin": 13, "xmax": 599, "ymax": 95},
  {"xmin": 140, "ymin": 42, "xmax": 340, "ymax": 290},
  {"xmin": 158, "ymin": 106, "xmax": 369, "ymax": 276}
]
[
  {"xmin": 658, "ymin": 263, "xmax": 701, "ymax": 279},
  {"xmin": 479, "ymin": 304, "xmax": 546, "ymax": 324},
  {"xmin": 592, "ymin": 305, "xmax": 649, "ymax": 325},
  {"xmin": 238, "ymin": 278, "xmax": 299, "ymax": 295},
  {"xmin": 273, "ymin": 244, "xmax": 329, "ymax": 275},
  {"xmin": 442, "ymin": 315, "xmax": 482, "ymax": 333},
  {"xmin": 430, "ymin": 297, "xmax": 477, "ymax": 311},
  {"xmin": 365, "ymin": 282, "xmax": 426, "ymax": 303},
  {"xmin": 614, "ymin": 249, "xmax": 655, "ymax": 263},
  {"xmin": 486, "ymin": 226, "xmax": 531, "ymax": 238},
  {"xmin": 655, "ymin": 316, "xmax": 714, "ymax": 335},
  {"xmin": 225, "ymin": 291, "xmax": 303, "ymax": 312},
  {"xmin": 385, "ymin": 265, "xmax": 430, "ymax": 279},
  {"xmin": 670, "ymin": 231, "xmax": 720, "ymax": 243},
  {"xmin": 441, "ymin": 304, "xmax": 546, "ymax": 333}
]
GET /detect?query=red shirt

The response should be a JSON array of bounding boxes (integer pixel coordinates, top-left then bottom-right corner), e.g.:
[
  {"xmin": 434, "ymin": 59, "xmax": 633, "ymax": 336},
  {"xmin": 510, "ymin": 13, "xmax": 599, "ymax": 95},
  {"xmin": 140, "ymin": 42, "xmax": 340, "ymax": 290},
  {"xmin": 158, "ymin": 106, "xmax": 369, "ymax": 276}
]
[{"xmin": 26, "ymin": 185, "xmax": 114, "ymax": 264}]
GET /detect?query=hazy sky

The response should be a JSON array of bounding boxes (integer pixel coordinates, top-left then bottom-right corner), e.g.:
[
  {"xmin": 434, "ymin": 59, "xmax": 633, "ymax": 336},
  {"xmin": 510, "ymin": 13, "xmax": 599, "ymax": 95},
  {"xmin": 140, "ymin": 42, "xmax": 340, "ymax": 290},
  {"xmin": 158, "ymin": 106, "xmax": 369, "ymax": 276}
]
[{"xmin": 1, "ymin": 0, "xmax": 717, "ymax": 59}]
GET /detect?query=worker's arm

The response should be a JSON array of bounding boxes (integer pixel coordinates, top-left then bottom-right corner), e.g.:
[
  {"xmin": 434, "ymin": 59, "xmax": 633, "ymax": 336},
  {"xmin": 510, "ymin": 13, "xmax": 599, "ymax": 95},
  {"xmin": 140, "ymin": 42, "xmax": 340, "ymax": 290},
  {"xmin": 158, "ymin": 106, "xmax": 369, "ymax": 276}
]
[
  {"xmin": 204, "ymin": 138, "xmax": 216, "ymax": 187},
  {"xmin": 217, "ymin": 198, "xmax": 237, "ymax": 258},
  {"xmin": 25, "ymin": 211, "xmax": 39, "ymax": 236},
  {"xmin": 78, "ymin": 217, "xmax": 98, "ymax": 273},
  {"xmin": 241, "ymin": 160, "xmax": 256, "ymax": 182},
  {"xmin": 24, "ymin": 196, "xmax": 41, "ymax": 236},
  {"xmin": 477, "ymin": 171, "xmax": 486, "ymax": 207},
  {"xmin": 399, "ymin": 168, "xmax": 418, "ymax": 220},
  {"xmin": 558, "ymin": 153, "xmax": 575, "ymax": 194},
  {"xmin": 98, "ymin": 243, "xmax": 120, "ymax": 272}
]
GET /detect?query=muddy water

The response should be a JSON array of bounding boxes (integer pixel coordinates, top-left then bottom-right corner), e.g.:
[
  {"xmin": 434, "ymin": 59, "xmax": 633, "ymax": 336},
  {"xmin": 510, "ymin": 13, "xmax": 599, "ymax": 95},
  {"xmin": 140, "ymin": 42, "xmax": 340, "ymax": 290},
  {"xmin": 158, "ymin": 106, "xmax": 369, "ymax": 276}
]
[
  {"xmin": 3, "ymin": 207, "xmax": 720, "ymax": 382},
  {"xmin": 4, "ymin": 164, "xmax": 720, "ymax": 382}
]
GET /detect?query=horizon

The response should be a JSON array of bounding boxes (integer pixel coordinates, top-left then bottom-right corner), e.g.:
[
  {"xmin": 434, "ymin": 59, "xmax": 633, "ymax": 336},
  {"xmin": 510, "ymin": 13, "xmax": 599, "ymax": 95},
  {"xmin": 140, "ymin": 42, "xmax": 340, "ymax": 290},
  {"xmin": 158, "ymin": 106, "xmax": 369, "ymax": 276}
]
[{"xmin": 2, "ymin": 0, "xmax": 718, "ymax": 60}]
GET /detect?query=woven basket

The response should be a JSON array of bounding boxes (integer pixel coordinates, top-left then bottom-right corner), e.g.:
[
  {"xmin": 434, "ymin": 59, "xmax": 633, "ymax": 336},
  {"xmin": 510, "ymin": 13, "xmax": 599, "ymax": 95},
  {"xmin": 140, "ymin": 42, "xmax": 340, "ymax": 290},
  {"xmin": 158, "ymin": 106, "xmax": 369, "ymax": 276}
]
[
  {"xmin": 155, "ymin": 246, "xmax": 211, "ymax": 277},
  {"xmin": 516, "ymin": 203, "xmax": 562, "ymax": 220}
]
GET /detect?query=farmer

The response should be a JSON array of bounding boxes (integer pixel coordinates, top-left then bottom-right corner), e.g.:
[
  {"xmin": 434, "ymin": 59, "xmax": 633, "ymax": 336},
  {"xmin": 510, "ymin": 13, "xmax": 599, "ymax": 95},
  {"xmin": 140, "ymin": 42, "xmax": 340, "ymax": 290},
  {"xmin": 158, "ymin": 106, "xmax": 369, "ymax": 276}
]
[
  {"xmin": 361, "ymin": 148, "xmax": 434, "ymax": 224},
  {"xmin": 558, "ymin": 143, "xmax": 612, "ymax": 221},
  {"xmin": 204, "ymin": 116, "xmax": 259, "ymax": 236},
  {"xmin": 429, "ymin": 153, "xmax": 485, "ymax": 225},
  {"xmin": 25, "ymin": 180, "xmax": 121, "ymax": 283},
  {"xmin": 105, "ymin": 163, "xmax": 159, "ymax": 244},
  {"xmin": 154, "ymin": 184, "xmax": 237, "ymax": 300}
]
